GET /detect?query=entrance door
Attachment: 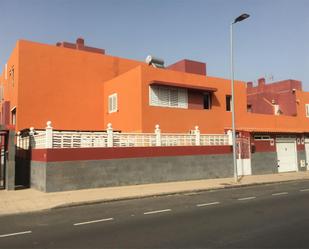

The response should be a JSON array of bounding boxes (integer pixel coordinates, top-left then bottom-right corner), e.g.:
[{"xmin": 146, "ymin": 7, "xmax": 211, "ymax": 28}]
[
  {"xmin": 305, "ymin": 138, "xmax": 309, "ymax": 170},
  {"xmin": 236, "ymin": 137, "xmax": 252, "ymax": 176},
  {"xmin": 276, "ymin": 138, "xmax": 297, "ymax": 173},
  {"xmin": 0, "ymin": 131, "xmax": 8, "ymax": 189}
]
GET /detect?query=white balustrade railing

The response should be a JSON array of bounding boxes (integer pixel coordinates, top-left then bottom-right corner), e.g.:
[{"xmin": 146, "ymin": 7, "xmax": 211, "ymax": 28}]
[
  {"xmin": 161, "ymin": 134, "xmax": 195, "ymax": 146},
  {"xmin": 200, "ymin": 134, "xmax": 230, "ymax": 146},
  {"xmin": 52, "ymin": 131, "xmax": 108, "ymax": 148},
  {"xmin": 113, "ymin": 133, "xmax": 156, "ymax": 147},
  {"xmin": 16, "ymin": 122, "xmax": 232, "ymax": 149}
]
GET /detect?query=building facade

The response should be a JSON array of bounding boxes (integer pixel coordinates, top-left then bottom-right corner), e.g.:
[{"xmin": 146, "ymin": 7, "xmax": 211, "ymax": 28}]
[{"xmin": 1, "ymin": 38, "xmax": 309, "ymax": 191}]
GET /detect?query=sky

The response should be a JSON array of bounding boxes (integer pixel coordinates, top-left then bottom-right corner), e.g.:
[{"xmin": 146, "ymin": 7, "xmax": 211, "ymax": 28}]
[{"xmin": 0, "ymin": 0, "xmax": 309, "ymax": 89}]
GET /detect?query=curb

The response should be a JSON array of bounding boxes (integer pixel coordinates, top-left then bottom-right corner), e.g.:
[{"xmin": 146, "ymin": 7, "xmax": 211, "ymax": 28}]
[{"xmin": 52, "ymin": 178, "xmax": 309, "ymax": 210}]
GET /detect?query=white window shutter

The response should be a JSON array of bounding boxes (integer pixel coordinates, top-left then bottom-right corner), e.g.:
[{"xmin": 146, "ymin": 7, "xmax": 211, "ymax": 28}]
[
  {"xmin": 169, "ymin": 88, "xmax": 178, "ymax": 107},
  {"xmin": 114, "ymin": 94, "xmax": 118, "ymax": 112},
  {"xmin": 150, "ymin": 86, "xmax": 160, "ymax": 106},
  {"xmin": 149, "ymin": 85, "xmax": 188, "ymax": 109},
  {"xmin": 158, "ymin": 87, "xmax": 169, "ymax": 107},
  {"xmin": 108, "ymin": 93, "xmax": 118, "ymax": 113},
  {"xmin": 178, "ymin": 88, "xmax": 188, "ymax": 108}
]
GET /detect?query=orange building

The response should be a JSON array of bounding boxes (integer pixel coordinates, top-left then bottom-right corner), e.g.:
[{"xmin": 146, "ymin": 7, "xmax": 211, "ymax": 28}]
[
  {"xmin": 1, "ymin": 38, "xmax": 309, "ymax": 191},
  {"xmin": 2, "ymin": 38, "xmax": 309, "ymax": 135}
]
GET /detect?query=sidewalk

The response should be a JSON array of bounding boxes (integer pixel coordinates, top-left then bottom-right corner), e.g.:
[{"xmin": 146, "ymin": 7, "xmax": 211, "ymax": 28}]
[{"xmin": 1, "ymin": 171, "xmax": 309, "ymax": 217}]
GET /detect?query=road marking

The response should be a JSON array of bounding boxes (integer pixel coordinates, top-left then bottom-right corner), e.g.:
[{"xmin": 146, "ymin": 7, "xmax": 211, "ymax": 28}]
[
  {"xmin": 272, "ymin": 192, "xmax": 288, "ymax": 196},
  {"xmin": 184, "ymin": 192, "xmax": 198, "ymax": 196},
  {"xmin": 237, "ymin": 196, "xmax": 256, "ymax": 201},
  {"xmin": 144, "ymin": 209, "xmax": 172, "ymax": 215},
  {"xmin": 300, "ymin": 188, "xmax": 309, "ymax": 192},
  {"xmin": 74, "ymin": 218, "xmax": 114, "ymax": 226},
  {"xmin": 0, "ymin": 231, "xmax": 32, "ymax": 238},
  {"xmin": 197, "ymin": 201, "xmax": 220, "ymax": 207}
]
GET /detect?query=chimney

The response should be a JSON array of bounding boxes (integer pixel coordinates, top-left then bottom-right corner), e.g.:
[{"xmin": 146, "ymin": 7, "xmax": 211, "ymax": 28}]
[
  {"xmin": 258, "ymin": 78, "xmax": 266, "ymax": 88},
  {"xmin": 247, "ymin": 82, "xmax": 253, "ymax": 88},
  {"xmin": 76, "ymin": 37, "xmax": 85, "ymax": 50}
]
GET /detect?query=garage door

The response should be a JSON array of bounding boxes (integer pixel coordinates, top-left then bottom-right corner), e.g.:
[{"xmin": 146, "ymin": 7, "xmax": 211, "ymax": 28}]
[{"xmin": 276, "ymin": 138, "xmax": 298, "ymax": 173}]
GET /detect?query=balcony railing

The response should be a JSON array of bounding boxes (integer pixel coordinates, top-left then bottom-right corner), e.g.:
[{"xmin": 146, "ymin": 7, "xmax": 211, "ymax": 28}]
[{"xmin": 17, "ymin": 122, "xmax": 232, "ymax": 149}]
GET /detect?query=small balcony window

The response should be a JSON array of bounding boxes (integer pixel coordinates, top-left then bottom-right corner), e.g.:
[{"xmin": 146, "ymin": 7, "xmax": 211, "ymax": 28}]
[
  {"xmin": 226, "ymin": 95, "xmax": 231, "ymax": 111},
  {"xmin": 203, "ymin": 92, "xmax": 212, "ymax": 110}
]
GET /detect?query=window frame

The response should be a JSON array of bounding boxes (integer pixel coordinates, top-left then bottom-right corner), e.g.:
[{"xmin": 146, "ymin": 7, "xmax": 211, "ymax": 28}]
[
  {"xmin": 203, "ymin": 92, "xmax": 212, "ymax": 110},
  {"xmin": 226, "ymin": 95, "xmax": 232, "ymax": 112},
  {"xmin": 108, "ymin": 93, "xmax": 118, "ymax": 113},
  {"xmin": 11, "ymin": 107, "xmax": 16, "ymax": 125},
  {"xmin": 306, "ymin": 104, "xmax": 309, "ymax": 117},
  {"xmin": 254, "ymin": 135, "xmax": 272, "ymax": 141},
  {"xmin": 149, "ymin": 85, "xmax": 188, "ymax": 109}
]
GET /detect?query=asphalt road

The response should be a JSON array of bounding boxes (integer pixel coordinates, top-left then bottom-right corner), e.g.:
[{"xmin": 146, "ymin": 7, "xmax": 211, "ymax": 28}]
[{"xmin": 1, "ymin": 180, "xmax": 309, "ymax": 248}]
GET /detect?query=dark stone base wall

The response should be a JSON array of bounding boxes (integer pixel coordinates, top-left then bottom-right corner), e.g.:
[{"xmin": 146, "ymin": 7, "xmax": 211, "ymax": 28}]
[
  {"xmin": 31, "ymin": 154, "xmax": 233, "ymax": 192},
  {"xmin": 31, "ymin": 161, "xmax": 46, "ymax": 192},
  {"xmin": 298, "ymin": 151, "xmax": 307, "ymax": 171},
  {"xmin": 251, "ymin": 152, "xmax": 278, "ymax": 175}
]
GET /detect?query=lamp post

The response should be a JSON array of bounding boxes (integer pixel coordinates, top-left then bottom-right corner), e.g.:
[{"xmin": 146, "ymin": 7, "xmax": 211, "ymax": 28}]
[{"xmin": 230, "ymin": 13, "xmax": 250, "ymax": 183}]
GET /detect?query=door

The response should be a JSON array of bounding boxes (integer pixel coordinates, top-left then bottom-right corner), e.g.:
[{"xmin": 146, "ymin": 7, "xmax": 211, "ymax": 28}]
[
  {"xmin": 0, "ymin": 131, "xmax": 8, "ymax": 189},
  {"xmin": 236, "ymin": 137, "xmax": 252, "ymax": 176},
  {"xmin": 276, "ymin": 138, "xmax": 297, "ymax": 173},
  {"xmin": 305, "ymin": 138, "xmax": 309, "ymax": 170}
]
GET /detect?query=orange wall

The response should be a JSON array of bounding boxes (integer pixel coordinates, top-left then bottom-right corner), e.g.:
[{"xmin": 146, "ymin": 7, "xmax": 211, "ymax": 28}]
[
  {"xmin": 15, "ymin": 40, "xmax": 144, "ymax": 131},
  {"xmin": 0, "ymin": 41, "xmax": 19, "ymax": 125},
  {"xmin": 2, "ymin": 39, "xmax": 309, "ymax": 134},
  {"xmin": 103, "ymin": 66, "xmax": 143, "ymax": 132},
  {"xmin": 140, "ymin": 65, "xmax": 246, "ymax": 133}
]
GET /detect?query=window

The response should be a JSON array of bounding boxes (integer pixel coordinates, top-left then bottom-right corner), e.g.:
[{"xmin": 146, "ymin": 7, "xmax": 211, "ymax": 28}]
[
  {"xmin": 226, "ymin": 95, "xmax": 231, "ymax": 111},
  {"xmin": 203, "ymin": 92, "xmax": 212, "ymax": 109},
  {"xmin": 4, "ymin": 64, "xmax": 8, "ymax": 80},
  {"xmin": 149, "ymin": 85, "xmax": 188, "ymax": 109},
  {"xmin": 306, "ymin": 104, "xmax": 309, "ymax": 117},
  {"xmin": 11, "ymin": 107, "xmax": 16, "ymax": 125},
  {"xmin": 108, "ymin": 93, "xmax": 118, "ymax": 113},
  {"xmin": 0, "ymin": 85, "xmax": 3, "ymax": 101},
  {"xmin": 254, "ymin": 135, "xmax": 271, "ymax": 141},
  {"xmin": 247, "ymin": 104, "xmax": 252, "ymax": 112},
  {"xmin": 9, "ymin": 66, "xmax": 14, "ymax": 86},
  {"xmin": 274, "ymin": 104, "xmax": 281, "ymax": 115}
]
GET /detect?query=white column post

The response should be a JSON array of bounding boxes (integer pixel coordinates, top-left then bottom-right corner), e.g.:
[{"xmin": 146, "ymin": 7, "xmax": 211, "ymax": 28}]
[
  {"xmin": 155, "ymin": 124, "xmax": 161, "ymax": 146},
  {"xmin": 16, "ymin": 131, "xmax": 21, "ymax": 148},
  {"xmin": 227, "ymin": 130, "xmax": 233, "ymax": 145},
  {"xmin": 194, "ymin": 126, "xmax": 200, "ymax": 146},
  {"xmin": 45, "ymin": 121, "xmax": 53, "ymax": 149},
  {"xmin": 29, "ymin": 127, "xmax": 35, "ymax": 149},
  {"xmin": 107, "ymin": 123, "xmax": 113, "ymax": 147}
]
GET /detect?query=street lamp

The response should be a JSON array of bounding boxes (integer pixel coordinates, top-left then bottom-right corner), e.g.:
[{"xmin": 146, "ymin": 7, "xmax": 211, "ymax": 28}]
[{"xmin": 230, "ymin": 13, "xmax": 250, "ymax": 183}]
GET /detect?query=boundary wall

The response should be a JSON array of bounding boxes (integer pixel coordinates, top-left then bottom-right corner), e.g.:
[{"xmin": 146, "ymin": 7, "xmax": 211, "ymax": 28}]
[{"xmin": 26, "ymin": 146, "xmax": 233, "ymax": 192}]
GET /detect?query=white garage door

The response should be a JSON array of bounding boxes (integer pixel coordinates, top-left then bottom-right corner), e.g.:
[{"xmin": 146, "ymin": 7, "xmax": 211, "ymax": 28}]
[{"xmin": 276, "ymin": 138, "xmax": 297, "ymax": 173}]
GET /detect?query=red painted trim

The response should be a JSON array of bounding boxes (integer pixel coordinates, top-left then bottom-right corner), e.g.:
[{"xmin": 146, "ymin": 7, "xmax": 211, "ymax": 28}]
[
  {"xmin": 252, "ymin": 140, "xmax": 276, "ymax": 152},
  {"xmin": 150, "ymin": 81, "xmax": 217, "ymax": 92},
  {"xmin": 31, "ymin": 146, "xmax": 232, "ymax": 162}
]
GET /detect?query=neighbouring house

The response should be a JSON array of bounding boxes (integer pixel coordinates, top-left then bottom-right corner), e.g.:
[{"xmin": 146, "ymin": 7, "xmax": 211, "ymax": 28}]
[
  {"xmin": 0, "ymin": 38, "xmax": 309, "ymax": 192},
  {"xmin": 247, "ymin": 77, "xmax": 303, "ymax": 116}
]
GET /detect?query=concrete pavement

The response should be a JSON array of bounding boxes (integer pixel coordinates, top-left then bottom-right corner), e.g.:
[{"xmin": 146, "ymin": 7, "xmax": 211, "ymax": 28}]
[{"xmin": 1, "ymin": 171, "xmax": 309, "ymax": 217}]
